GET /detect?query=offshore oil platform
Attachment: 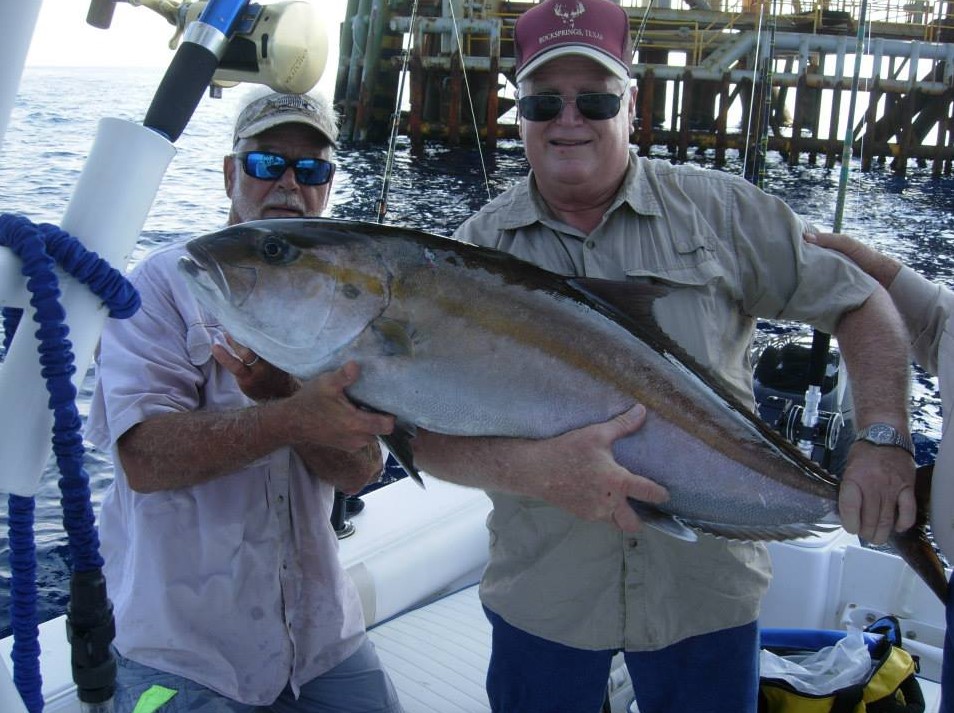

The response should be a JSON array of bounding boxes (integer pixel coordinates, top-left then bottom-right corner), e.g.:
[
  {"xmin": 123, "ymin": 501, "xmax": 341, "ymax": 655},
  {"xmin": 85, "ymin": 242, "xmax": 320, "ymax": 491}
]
[{"xmin": 332, "ymin": 0, "xmax": 954, "ymax": 176}]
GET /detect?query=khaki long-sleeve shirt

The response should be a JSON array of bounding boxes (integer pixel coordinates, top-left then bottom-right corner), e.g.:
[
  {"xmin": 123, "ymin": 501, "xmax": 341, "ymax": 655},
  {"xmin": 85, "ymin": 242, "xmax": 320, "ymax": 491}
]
[{"xmin": 454, "ymin": 150, "xmax": 877, "ymax": 651}]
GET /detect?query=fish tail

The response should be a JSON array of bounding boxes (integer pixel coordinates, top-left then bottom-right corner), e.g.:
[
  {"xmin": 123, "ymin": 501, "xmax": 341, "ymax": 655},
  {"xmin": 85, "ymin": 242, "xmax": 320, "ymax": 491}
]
[{"xmin": 889, "ymin": 462, "xmax": 948, "ymax": 603}]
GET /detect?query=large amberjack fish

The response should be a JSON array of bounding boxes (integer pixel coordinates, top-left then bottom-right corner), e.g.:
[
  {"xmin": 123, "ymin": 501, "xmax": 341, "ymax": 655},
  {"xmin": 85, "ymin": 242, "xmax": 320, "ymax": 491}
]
[{"xmin": 178, "ymin": 217, "xmax": 947, "ymax": 601}]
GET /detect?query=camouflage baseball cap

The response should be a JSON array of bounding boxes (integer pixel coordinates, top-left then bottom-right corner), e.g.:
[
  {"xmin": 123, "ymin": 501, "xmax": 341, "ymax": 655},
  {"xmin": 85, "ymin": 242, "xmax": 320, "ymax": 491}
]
[
  {"xmin": 232, "ymin": 92, "xmax": 338, "ymax": 148},
  {"xmin": 514, "ymin": 0, "xmax": 634, "ymax": 83}
]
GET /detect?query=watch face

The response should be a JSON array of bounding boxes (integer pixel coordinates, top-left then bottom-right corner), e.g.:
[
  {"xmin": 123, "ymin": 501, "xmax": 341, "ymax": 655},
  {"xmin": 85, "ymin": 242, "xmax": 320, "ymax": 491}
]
[{"xmin": 867, "ymin": 424, "xmax": 893, "ymax": 443}]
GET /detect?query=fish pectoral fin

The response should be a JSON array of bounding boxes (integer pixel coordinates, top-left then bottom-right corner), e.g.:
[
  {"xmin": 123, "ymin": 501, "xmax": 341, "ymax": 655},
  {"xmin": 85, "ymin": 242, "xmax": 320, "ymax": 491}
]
[
  {"xmin": 350, "ymin": 398, "xmax": 425, "ymax": 489},
  {"xmin": 627, "ymin": 499, "xmax": 698, "ymax": 542},
  {"xmin": 371, "ymin": 317, "xmax": 415, "ymax": 357},
  {"xmin": 378, "ymin": 423, "xmax": 426, "ymax": 489}
]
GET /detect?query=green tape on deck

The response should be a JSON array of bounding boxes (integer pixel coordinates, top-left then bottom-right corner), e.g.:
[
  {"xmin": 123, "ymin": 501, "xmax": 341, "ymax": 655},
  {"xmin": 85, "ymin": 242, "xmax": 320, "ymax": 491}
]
[{"xmin": 131, "ymin": 684, "xmax": 178, "ymax": 713}]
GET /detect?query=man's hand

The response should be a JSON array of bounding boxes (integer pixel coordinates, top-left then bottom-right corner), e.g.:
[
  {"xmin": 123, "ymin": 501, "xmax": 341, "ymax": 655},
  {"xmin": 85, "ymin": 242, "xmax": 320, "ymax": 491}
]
[
  {"xmin": 214, "ymin": 336, "xmax": 394, "ymax": 452},
  {"xmin": 838, "ymin": 441, "xmax": 916, "ymax": 544},
  {"xmin": 526, "ymin": 405, "xmax": 669, "ymax": 532},
  {"xmin": 412, "ymin": 404, "xmax": 669, "ymax": 533},
  {"xmin": 213, "ymin": 334, "xmax": 299, "ymax": 401},
  {"xmin": 804, "ymin": 232, "xmax": 902, "ymax": 289},
  {"xmin": 283, "ymin": 361, "xmax": 395, "ymax": 452}
]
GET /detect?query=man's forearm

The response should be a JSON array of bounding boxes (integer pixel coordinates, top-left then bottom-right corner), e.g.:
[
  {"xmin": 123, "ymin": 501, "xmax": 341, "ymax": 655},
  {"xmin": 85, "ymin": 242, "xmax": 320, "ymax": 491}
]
[
  {"xmin": 118, "ymin": 400, "xmax": 298, "ymax": 493},
  {"xmin": 412, "ymin": 429, "xmax": 543, "ymax": 494},
  {"xmin": 296, "ymin": 441, "xmax": 385, "ymax": 493},
  {"xmin": 834, "ymin": 286, "xmax": 911, "ymax": 428},
  {"xmin": 410, "ymin": 407, "xmax": 669, "ymax": 532}
]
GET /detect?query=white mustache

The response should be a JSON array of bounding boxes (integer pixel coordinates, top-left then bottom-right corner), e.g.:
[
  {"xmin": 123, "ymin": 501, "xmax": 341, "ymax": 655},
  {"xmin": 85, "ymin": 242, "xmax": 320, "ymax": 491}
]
[{"xmin": 264, "ymin": 191, "xmax": 306, "ymax": 213}]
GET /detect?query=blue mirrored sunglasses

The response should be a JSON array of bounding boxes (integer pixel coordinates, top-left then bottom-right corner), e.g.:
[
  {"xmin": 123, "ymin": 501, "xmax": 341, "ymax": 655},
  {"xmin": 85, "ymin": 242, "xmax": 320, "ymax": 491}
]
[
  {"xmin": 234, "ymin": 151, "xmax": 335, "ymax": 186},
  {"xmin": 517, "ymin": 92, "xmax": 625, "ymax": 122}
]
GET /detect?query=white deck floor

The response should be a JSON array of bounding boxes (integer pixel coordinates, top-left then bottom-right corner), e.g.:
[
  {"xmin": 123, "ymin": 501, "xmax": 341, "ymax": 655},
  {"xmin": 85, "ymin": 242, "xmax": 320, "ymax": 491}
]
[
  {"xmin": 369, "ymin": 584, "xmax": 942, "ymax": 713},
  {"xmin": 370, "ymin": 585, "xmax": 492, "ymax": 713}
]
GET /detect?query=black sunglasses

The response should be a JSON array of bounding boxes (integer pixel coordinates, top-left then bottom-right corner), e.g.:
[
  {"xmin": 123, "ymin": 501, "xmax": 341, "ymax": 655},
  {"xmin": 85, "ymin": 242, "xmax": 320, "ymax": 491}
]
[
  {"xmin": 234, "ymin": 151, "xmax": 335, "ymax": 186},
  {"xmin": 517, "ymin": 92, "xmax": 626, "ymax": 122}
]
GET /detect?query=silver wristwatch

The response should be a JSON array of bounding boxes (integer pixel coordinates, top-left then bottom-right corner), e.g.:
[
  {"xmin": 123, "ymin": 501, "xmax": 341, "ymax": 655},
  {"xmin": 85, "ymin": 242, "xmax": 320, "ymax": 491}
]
[{"xmin": 854, "ymin": 423, "xmax": 915, "ymax": 458}]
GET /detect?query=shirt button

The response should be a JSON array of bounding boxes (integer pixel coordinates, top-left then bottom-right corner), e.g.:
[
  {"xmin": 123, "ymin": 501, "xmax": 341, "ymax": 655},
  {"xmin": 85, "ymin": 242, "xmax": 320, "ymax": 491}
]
[
  {"xmin": 584, "ymin": 239, "xmax": 596, "ymax": 249},
  {"xmin": 277, "ymin": 495, "xmax": 285, "ymax": 504}
]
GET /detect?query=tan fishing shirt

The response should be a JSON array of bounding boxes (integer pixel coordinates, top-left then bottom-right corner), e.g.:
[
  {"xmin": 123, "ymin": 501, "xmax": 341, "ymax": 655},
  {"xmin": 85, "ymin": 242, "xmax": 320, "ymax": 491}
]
[{"xmin": 453, "ymin": 149, "xmax": 878, "ymax": 651}]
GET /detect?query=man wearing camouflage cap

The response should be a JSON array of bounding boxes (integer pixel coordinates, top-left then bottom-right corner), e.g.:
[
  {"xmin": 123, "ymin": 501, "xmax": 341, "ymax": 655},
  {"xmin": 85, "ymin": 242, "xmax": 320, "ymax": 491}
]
[{"xmin": 87, "ymin": 88, "xmax": 403, "ymax": 712}]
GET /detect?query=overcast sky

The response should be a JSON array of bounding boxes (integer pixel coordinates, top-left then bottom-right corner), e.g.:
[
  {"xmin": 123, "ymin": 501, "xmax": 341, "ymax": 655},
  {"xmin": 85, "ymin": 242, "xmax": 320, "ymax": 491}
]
[{"xmin": 26, "ymin": 0, "xmax": 346, "ymax": 86}]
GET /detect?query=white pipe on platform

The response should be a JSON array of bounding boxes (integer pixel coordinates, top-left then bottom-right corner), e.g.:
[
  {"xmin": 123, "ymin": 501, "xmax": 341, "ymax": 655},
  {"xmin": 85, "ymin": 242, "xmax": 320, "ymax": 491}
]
[
  {"xmin": 0, "ymin": 118, "xmax": 175, "ymax": 497},
  {"xmin": 0, "ymin": 661, "xmax": 27, "ymax": 713},
  {"xmin": 0, "ymin": 0, "xmax": 42, "ymax": 152}
]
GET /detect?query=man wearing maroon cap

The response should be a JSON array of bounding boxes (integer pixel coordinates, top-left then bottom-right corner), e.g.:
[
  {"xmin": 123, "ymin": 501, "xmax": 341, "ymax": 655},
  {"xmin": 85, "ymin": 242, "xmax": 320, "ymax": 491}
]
[{"xmin": 413, "ymin": 0, "xmax": 914, "ymax": 710}]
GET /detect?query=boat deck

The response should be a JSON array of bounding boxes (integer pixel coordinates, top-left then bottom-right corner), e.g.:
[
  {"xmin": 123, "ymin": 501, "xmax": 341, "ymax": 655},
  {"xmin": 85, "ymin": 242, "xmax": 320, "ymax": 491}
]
[
  {"xmin": 368, "ymin": 584, "xmax": 636, "ymax": 713},
  {"xmin": 370, "ymin": 585, "xmax": 490, "ymax": 713},
  {"xmin": 369, "ymin": 582, "xmax": 943, "ymax": 713}
]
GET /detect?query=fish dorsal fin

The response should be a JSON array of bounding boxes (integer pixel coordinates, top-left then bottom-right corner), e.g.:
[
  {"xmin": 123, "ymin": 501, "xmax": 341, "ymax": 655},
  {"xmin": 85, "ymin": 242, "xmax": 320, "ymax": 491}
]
[
  {"xmin": 568, "ymin": 277, "xmax": 668, "ymax": 327},
  {"xmin": 567, "ymin": 277, "xmax": 726, "ymax": 396}
]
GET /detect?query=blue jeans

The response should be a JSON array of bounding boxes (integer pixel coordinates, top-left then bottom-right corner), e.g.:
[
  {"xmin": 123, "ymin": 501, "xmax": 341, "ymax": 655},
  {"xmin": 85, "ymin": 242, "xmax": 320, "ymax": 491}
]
[
  {"xmin": 941, "ymin": 571, "xmax": 954, "ymax": 713},
  {"xmin": 112, "ymin": 637, "xmax": 404, "ymax": 713},
  {"xmin": 484, "ymin": 606, "xmax": 759, "ymax": 713}
]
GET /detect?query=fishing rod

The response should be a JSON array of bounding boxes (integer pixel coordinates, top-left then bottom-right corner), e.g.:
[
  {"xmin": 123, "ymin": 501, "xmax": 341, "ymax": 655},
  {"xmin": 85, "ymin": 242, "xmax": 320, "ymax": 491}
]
[
  {"xmin": 745, "ymin": 0, "xmax": 778, "ymax": 186},
  {"xmin": 742, "ymin": 0, "xmax": 767, "ymax": 182},
  {"xmin": 377, "ymin": 0, "xmax": 420, "ymax": 223},
  {"xmin": 745, "ymin": 0, "xmax": 871, "ymax": 465},
  {"xmin": 793, "ymin": 0, "xmax": 870, "ymax": 460},
  {"xmin": 377, "ymin": 0, "xmax": 493, "ymax": 223},
  {"xmin": 633, "ymin": 0, "xmax": 653, "ymax": 56},
  {"xmin": 446, "ymin": 0, "xmax": 493, "ymax": 205}
]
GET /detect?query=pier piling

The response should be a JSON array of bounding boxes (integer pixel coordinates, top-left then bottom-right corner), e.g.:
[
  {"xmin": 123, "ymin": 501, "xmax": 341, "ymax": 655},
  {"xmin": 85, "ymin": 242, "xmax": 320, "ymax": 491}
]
[{"xmin": 333, "ymin": 0, "xmax": 954, "ymax": 174}]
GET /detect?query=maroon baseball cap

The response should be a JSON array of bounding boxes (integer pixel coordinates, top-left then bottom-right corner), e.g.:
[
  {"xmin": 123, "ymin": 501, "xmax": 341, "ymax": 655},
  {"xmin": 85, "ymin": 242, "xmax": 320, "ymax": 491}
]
[{"xmin": 513, "ymin": 0, "xmax": 634, "ymax": 83}]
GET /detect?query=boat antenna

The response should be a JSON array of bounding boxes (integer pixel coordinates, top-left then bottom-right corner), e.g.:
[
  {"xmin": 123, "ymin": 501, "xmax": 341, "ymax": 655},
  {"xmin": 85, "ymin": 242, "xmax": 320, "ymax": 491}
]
[{"xmin": 376, "ymin": 0, "xmax": 421, "ymax": 223}]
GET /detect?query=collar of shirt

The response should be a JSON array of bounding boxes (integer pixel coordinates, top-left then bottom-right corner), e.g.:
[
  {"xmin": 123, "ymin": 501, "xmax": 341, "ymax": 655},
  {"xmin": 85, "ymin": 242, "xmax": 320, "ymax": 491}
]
[{"xmin": 489, "ymin": 149, "xmax": 665, "ymax": 234}]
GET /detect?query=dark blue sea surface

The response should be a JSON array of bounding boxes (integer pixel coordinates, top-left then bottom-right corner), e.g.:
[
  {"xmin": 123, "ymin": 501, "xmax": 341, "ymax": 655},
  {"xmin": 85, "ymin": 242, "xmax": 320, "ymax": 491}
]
[{"xmin": 1, "ymin": 66, "xmax": 953, "ymax": 639}]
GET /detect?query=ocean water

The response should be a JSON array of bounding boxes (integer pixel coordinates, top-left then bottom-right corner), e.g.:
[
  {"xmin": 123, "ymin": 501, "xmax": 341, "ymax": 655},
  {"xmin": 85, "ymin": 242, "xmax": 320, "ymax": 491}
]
[{"xmin": 1, "ymin": 65, "xmax": 953, "ymax": 638}]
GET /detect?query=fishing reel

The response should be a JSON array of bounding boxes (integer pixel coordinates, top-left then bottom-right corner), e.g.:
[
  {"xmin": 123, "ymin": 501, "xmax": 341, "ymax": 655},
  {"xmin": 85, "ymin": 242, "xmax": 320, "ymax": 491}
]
[
  {"xmin": 753, "ymin": 334, "xmax": 854, "ymax": 474},
  {"xmin": 761, "ymin": 394, "xmax": 845, "ymax": 465},
  {"xmin": 87, "ymin": 0, "xmax": 329, "ymax": 94}
]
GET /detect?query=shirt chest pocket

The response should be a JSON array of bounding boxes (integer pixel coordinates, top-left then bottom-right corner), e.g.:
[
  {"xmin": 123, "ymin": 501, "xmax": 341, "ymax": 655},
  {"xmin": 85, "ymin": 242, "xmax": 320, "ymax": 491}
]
[
  {"xmin": 621, "ymin": 228, "xmax": 726, "ymax": 291},
  {"xmin": 185, "ymin": 320, "xmax": 225, "ymax": 367},
  {"xmin": 185, "ymin": 320, "xmax": 255, "ymax": 412},
  {"xmin": 619, "ymin": 232, "xmax": 741, "ymax": 375}
]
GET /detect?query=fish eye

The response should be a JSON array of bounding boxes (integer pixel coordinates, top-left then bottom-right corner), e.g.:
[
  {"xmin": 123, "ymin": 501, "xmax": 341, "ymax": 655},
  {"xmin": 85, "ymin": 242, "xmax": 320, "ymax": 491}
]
[{"xmin": 260, "ymin": 237, "xmax": 299, "ymax": 265}]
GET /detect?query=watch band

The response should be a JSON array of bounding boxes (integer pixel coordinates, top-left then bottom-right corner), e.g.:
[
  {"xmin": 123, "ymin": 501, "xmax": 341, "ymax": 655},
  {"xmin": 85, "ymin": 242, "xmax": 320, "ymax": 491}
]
[{"xmin": 854, "ymin": 423, "xmax": 915, "ymax": 458}]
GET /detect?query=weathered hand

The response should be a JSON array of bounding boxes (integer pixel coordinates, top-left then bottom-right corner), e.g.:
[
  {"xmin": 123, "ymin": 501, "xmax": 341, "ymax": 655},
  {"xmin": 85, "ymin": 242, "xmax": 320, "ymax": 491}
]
[
  {"xmin": 838, "ymin": 441, "xmax": 916, "ymax": 544},
  {"xmin": 285, "ymin": 361, "xmax": 395, "ymax": 452},
  {"xmin": 526, "ymin": 404, "xmax": 669, "ymax": 533},
  {"xmin": 804, "ymin": 232, "xmax": 902, "ymax": 289},
  {"xmin": 212, "ymin": 334, "xmax": 299, "ymax": 401}
]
